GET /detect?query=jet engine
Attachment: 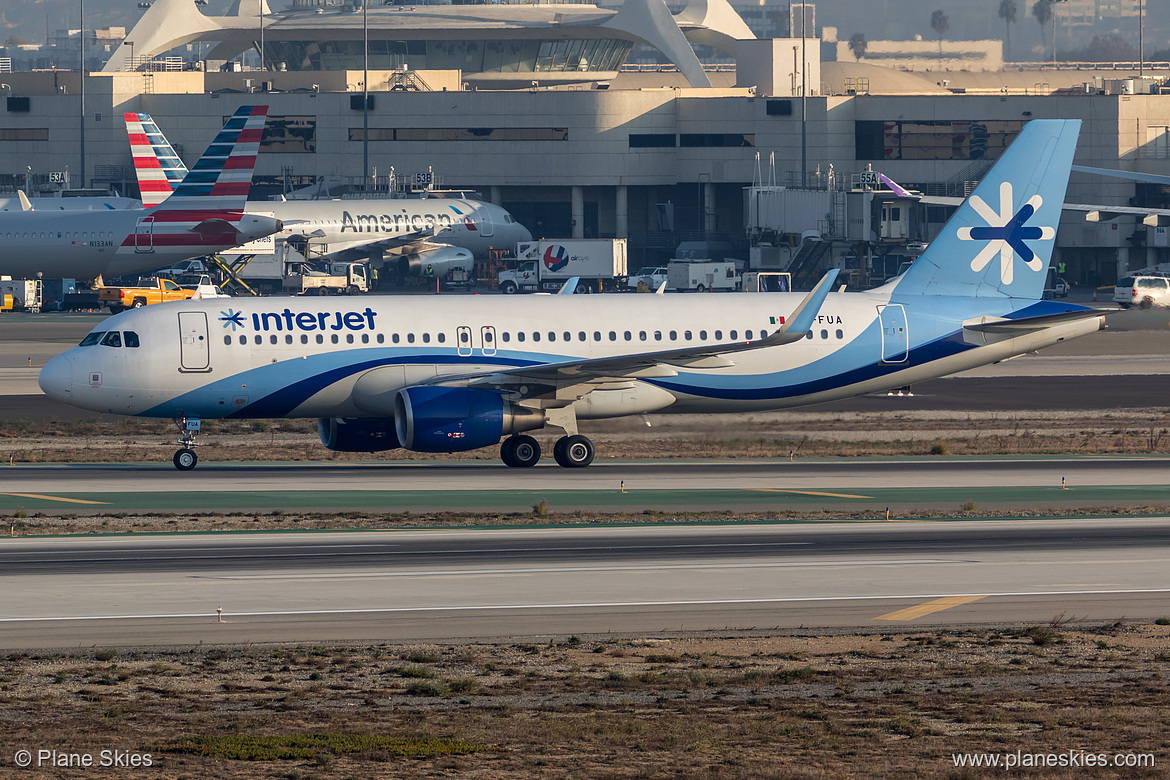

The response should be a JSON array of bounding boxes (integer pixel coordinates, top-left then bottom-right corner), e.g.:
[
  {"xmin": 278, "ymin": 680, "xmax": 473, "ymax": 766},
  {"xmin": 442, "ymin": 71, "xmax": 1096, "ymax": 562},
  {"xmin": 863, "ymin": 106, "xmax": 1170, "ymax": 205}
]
[
  {"xmin": 396, "ymin": 245, "xmax": 474, "ymax": 279},
  {"xmin": 317, "ymin": 417, "xmax": 401, "ymax": 452},
  {"xmin": 393, "ymin": 386, "xmax": 544, "ymax": 453}
]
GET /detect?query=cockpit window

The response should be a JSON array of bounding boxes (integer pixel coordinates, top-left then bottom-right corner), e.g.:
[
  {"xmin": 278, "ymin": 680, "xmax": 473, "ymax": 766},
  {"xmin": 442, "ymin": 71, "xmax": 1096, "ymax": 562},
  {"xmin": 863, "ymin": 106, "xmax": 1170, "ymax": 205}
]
[
  {"xmin": 79, "ymin": 332, "xmax": 105, "ymax": 346},
  {"xmin": 100, "ymin": 331, "xmax": 123, "ymax": 348},
  {"xmin": 124, "ymin": 331, "xmax": 140, "ymax": 348}
]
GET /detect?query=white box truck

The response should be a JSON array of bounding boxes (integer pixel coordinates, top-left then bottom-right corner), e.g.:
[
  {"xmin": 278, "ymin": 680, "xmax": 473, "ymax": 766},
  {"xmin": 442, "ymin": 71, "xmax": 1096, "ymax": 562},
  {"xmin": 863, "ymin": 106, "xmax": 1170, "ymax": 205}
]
[
  {"xmin": 498, "ymin": 239, "xmax": 627, "ymax": 293},
  {"xmin": 666, "ymin": 261, "xmax": 739, "ymax": 292},
  {"xmin": 0, "ymin": 277, "xmax": 43, "ymax": 313}
]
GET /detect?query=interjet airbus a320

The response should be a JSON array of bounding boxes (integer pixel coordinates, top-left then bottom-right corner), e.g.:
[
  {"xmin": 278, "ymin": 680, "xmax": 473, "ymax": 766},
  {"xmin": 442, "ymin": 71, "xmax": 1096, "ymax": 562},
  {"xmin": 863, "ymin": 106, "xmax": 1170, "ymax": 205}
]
[{"xmin": 40, "ymin": 119, "xmax": 1105, "ymax": 471}]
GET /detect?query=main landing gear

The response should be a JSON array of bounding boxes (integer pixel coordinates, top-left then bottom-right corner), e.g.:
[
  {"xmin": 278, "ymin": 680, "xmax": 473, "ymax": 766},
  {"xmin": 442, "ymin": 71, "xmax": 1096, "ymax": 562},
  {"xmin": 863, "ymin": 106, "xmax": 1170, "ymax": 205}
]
[
  {"xmin": 500, "ymin": 433, "xmax": 595, "ymax": 468},
  {"xmin": 173, "ymin": 417, "xmax": 201, "ymax": 471}
]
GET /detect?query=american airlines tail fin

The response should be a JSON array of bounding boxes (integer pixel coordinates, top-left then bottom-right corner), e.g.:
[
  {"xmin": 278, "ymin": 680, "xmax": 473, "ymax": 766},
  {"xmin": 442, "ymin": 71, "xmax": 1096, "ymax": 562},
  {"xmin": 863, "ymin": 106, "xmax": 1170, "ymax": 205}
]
[
  {"xmin": 150, "ymin": 105, "xmax": 267, "ymax": 213},
  {"xmin": 893, "ymin": 119, "xmax": 1080, "ymax": 300},
  {"xmin": 124, "ymin": 112, "xmax": 189, "ymax": 207}
]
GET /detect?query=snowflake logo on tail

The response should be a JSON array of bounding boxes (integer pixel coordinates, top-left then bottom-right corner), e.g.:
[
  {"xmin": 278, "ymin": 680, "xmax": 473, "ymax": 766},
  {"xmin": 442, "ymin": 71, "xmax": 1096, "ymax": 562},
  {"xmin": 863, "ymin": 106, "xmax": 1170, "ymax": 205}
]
[{"xmin": 957, "ymin": 182, "xmax": 1056, "ymax": 285}]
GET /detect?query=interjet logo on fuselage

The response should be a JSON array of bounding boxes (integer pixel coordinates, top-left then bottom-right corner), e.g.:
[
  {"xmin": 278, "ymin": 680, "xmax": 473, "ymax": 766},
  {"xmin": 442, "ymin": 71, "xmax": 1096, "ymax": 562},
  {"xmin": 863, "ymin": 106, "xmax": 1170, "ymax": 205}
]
[
  {"xmin": 956, "ymin": 181, "xmax": 1056, "ymax": 285},
  {"xmin": 219, "ymin": 307, "xmax": 378, "ymax": 332}
]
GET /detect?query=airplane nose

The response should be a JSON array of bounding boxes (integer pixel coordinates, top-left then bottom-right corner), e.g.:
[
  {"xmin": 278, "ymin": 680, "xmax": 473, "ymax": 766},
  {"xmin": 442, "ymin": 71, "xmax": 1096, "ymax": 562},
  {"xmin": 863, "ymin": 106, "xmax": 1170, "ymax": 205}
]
[
  {"xmin": 38, "ymin": 353, "xmax": 73, "ymax": 402},
  {"xmin": 517, "ymin": 224, "xmax": 533, "ymax": 242}
]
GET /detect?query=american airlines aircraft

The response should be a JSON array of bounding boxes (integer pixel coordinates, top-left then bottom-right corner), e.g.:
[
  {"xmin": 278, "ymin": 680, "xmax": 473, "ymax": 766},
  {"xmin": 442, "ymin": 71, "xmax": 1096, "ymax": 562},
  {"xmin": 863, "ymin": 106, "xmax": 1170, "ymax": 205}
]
[
  {"xmin": 124, "ymin": 112, "xmax": 532, "ymax": 277},
  {"xmin": 0, "ymin": 106, "xmax": 282, "ymax": 280},
  {"xmin": 40, "ymin": 120, "xmax": 1105, "ymax": 471}
]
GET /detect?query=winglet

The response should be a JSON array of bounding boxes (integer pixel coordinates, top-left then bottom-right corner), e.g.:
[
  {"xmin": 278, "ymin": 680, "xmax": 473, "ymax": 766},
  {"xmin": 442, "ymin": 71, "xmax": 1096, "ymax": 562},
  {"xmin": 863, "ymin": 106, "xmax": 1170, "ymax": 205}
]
[
  {"xmin": 17, "ymin": 191, "xmax": 32, "ymax": 211},
  {"xmin": 767, "ymin": 268, "xmax": 840, "ymax": 344},
  {"xmin": 557, "ymin": 277, "xmax": 580, "ymax": 295}
]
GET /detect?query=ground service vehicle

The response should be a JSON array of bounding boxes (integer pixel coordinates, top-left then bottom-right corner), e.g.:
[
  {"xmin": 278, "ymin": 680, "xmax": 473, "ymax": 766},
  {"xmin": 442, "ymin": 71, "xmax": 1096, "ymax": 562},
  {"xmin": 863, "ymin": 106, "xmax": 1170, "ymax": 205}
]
[
  {"xmin": 742, "ymin": 272, "xmax": 792, "ymax": 292},
  {"xmin": 627, "ymin": 266, "xmax": 669, "ymax": 290},
  {"xmin": 283, "ymin": 262, "xmax": 371, "ymax": 295},
  {"xmin": 97, "ymin": 277, "xmax": 195, "ymax": 313},
  {"xmin": 0, "ymin": 277, "xmax": 43, "ymax": 312},
  {"xmin": 667, "ymin": 261, "xmax": 740, "ymax": 292},
  {"xmin": 499, "ymin": 239, "xmax": 627, "ymax": 293},
  {"xmin": 1113, "ymin": 275, "xmax": 1170, "ymax": 308}
]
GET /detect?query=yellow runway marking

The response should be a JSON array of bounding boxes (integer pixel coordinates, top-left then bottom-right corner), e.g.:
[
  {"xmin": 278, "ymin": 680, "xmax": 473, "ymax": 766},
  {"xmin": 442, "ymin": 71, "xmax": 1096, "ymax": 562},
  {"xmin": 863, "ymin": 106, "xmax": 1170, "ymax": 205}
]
[
  {"xmin": 874, "ymin": 595, "xmax": 987, "ymax": 621},
  {"xmin": 1, "ymin": 493, "xmax": 109, "ymax": 506},
  {"xmin": 753, "ymin": 488, "xmax": 873, "ymax": 499}
]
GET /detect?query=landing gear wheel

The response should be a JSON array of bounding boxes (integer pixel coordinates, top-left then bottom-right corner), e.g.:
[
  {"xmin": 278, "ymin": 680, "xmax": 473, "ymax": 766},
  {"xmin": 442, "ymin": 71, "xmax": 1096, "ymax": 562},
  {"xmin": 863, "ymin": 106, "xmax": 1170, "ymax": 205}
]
[
  {"xmin": 501, "ymin": 435, "xmax": 541, "ymax": 468},
  {"xmin": 173, "ymin": 449, "xmax": 198, "ymax": 471},
  {"xmin": 553, "ymin": 434, "xmax": 594, "ymax": 468}
]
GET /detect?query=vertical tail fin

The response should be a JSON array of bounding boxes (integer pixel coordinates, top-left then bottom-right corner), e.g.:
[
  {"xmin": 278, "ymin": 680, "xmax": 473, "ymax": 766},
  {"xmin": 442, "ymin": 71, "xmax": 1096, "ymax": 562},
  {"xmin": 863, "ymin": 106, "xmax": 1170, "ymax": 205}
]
[
  {"xmin": 152, "ymin": 105, "xmax": 267, "ymax": 212},
  {"xmin": 124, "ymin": 112, "xmax": 189, "ymax": 207},
  {"xmin": 894, "ymin": 119, "xmax": 1080, "ymax": 300}
]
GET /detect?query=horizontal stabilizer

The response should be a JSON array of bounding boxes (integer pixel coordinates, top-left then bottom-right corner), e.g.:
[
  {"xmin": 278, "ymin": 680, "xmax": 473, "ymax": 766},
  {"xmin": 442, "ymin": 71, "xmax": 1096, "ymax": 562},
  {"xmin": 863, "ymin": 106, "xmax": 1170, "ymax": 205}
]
[{"xmin": 963, "ymin": 307, "xmax": 1111, "ymax": 334}]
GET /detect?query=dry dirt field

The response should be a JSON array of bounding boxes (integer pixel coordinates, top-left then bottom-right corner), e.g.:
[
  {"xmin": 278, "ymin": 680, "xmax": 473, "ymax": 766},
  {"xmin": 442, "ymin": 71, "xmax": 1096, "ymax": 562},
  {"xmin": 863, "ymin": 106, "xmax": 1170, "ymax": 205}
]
[{"xmin": 3, "ymin": 622, "xmax": 1168, "ymax": 779}]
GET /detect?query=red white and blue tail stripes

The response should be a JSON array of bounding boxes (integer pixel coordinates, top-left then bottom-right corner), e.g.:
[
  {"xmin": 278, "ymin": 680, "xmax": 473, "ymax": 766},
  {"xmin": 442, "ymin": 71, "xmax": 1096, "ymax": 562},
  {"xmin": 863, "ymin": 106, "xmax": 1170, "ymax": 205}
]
[
  {"xmin": 125, "ymin": 112, "xmax": 189, "ymax": 207},
  {"xmin": 157, "ymin": 105, "xmax": 267, "ymax": 212}
]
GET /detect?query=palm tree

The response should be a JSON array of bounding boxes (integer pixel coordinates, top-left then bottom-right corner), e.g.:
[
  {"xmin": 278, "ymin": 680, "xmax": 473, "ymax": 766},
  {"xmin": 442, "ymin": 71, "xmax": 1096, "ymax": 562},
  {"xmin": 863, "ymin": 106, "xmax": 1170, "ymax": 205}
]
[
  {"xmin": 931, "ymin": 10, "xmax": 950, "ymax": 58},
  {"xmin": 848, "ymin": 32, "xmax": 868, "ymax": 60},
  {"xmin": 1032, "ymin": 0, "xmax": 1054, "ymax": 62},
  {"xmin": 998, "ymin": 0, "xmax": 1017, "ymax": 61}
]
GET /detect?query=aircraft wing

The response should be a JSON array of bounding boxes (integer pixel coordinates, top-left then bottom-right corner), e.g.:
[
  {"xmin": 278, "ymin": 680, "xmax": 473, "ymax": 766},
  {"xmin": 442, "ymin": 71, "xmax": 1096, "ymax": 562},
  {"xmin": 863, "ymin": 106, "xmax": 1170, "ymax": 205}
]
[
  {"xmin": 428, "ymin": 270, "xmax": 840, "ymax": 399},
  {"xmin": 963, "ymin": 306, "xmax": 1113, "ymax": 335},
  {"xmin": 281, "ymin": 222, "xmax": 439, "ymax": 261}
]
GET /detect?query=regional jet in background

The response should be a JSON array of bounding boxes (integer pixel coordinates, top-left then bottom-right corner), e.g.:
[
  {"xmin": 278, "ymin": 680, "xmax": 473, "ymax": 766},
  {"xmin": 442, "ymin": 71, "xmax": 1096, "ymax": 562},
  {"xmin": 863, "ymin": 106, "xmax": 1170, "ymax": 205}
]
[
  {"xmin": 41, "ymin": 120, "xmax": 1107, "ymax": 471},
  {"xmin": 125, "ymin": 112, "xmax": 532, "ymax": 278},
  {"xmin": 0, "ymin": 106, "xmax": 282, "ymax": 280}
]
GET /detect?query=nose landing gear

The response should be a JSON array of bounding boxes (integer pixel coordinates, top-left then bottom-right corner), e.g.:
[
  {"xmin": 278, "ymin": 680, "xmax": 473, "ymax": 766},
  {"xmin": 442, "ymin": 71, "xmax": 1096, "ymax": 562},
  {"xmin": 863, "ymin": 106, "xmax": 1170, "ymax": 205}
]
[{"xmin": 173, "ymin": 417, "xmax": 201, "ymax": 471}]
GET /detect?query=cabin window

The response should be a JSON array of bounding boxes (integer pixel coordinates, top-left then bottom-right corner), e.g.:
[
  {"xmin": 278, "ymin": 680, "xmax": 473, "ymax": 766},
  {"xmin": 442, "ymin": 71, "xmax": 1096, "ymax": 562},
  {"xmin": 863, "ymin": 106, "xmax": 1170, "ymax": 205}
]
[
  {"xmin": 361, "ymin": 334, "xmax": 369, "ymax": 344},
  {"xmin": 670, "ymin": 330, "xmax": 677, "ymax": 340},
  {"xmin": 592, "ymin": 331, "xmax": 600, "ymax": 341},
  {"xmin": 609, "ymin": 331, "xmax": 617, "ymax": 341},
  {"xmin": 392, "ymin": 334, "xmax": 400, "ymax": 343},
  {"xmin": 699, "ymin": 330, "xmax": 707, "ymax": 340},
  {"xmin": 745, "ymin": 330, "xmax": 753, "ymax": 340},
  {"xmin": 423, "ymin": 333, "xmax": 431, "ymax": 344},
  {"xmin": 654, "ymin": 331, "xmax": 662, "ymax": 341},
  {"xmin": 460, "ymin": 331, "xmax": 470, "ymax": 344},
  {"xmin": 331, "ymin": 334, "xmax": 339, "ymax": 344},
  {"xmin": 805, "ymin": 332, "xmax": 813, "ymax": 339},
  {"xmin": 518, "ymin": 332, "xmax": 526, "ymax": 342},
  {"xmin": 730, "ymin": 330, "xmax": 738, "ymax": 340},
  {"xmin": 836, "ymin": 329, "xmax": 844, "ymax": 339},
  {"xmin": 820, "ymin": 329, "xmax": 828, "ymax": 339},
  {"xmin": 285, "ymin": 335, "xmax": 293, "ymax": 344},
  {"xmin": 223, "ymin": 335, "xmax": 231, "ymax": 346},
  {"xmin": 714, "ymin": 330, "xmax": 723, "ymax": 340},
  {"xmin": 684, "ymin": 330, "xmax": 692, "ymax": 340},
  {"xmin": 270, "ymin": 335, "xmax": 278, "ymax": 345},
  {"xmin": 376, "ymin": 334, "xmax": 383, "ymax": 344},
  {"xmin": 346, "ymin": 334, "xmax": 354, "ymax": 344},
  {"xmin": 301, "ymin": 334, "xmax": 309, "ymax": 344},
  {"xmin": 407, "ymin": 334, "xmax": 415, "ymax": 344},
  {"xmin": 577, "ymin": 331, "xmax": 585, "ymax": 342},
  {"xmin": 564, "ymin": 331, "xmax": 572, "ymax": 342},
  {"xmin": 485, "ymin": 331, "xmax": 494, "ymax": 344},
  {"xmin": 502, "ymin": 332, "xmax": 511, "ymax": 343},
  {"xmin": 254, "ymin": 335, "xmax": 263, "ymax": 345},
  {"xmin": 533, "ymin": 332, "xmax": 541, "ymax": 342},
  {"xmin": 316, "ymin": 334, "xmax": 324, "ymax": 344},
  {"xmin": 547, "ymin": 332, "xmax": 556, "ymax": 342},
  {"xmin": 624, "ymin": 331, "xmax": 632, "ymax": 341}
]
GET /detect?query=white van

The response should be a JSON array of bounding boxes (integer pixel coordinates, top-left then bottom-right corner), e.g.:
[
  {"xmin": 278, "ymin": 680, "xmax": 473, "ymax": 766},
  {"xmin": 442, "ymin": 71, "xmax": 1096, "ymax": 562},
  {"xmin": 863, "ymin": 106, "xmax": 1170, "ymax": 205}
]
[{"xmin": 1114, "ymin": 275, "xmax": 1170, "ymax": 308}]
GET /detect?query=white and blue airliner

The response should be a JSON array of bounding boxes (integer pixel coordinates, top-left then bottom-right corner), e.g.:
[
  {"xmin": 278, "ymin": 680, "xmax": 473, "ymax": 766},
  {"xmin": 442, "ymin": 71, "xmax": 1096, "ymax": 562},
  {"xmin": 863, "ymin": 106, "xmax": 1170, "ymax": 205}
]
[{"xmin": 40, "ymin": 120, "xmax": 1106, "ymax": 470}]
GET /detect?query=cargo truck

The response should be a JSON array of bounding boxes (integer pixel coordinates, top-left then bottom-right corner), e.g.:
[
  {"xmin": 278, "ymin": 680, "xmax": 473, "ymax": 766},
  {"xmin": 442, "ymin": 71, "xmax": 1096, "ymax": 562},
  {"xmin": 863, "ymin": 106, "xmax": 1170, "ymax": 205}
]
[
  {"xmin": 498, "ymin": 239, "xmax": 627, "ymax": 294},
  {"xmin": 283, "ymin": 261, "xmax": 371, "ymax": 295},
  {"xmin": 666, "ymin": 261, "xmax": 740, "ymax": 292},
  {"xmin": 0, "ymin": 277, "xmax": 42, "ymax": 313}
]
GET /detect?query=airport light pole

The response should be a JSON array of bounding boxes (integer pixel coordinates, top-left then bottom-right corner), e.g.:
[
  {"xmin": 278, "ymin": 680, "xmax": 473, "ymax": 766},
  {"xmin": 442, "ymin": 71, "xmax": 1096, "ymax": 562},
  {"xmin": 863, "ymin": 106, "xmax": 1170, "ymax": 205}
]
[
  {"xmin": 363, "ymin": 0, "xmax": 369, "ymax": 192},
  {"xmin": 800, "ymin": 2, "xmax": 807, "ymax": 188},
  {"xmin": 259, "ymin": 0, "xmax": 265, "ymax": 71},
  {"xmin": 1139, "ymin": 0, "xmax": 1144, "ymax": 79},
  {"xmin": 80, "ymin": 0, "xmax": 86, "ymax": 188}
]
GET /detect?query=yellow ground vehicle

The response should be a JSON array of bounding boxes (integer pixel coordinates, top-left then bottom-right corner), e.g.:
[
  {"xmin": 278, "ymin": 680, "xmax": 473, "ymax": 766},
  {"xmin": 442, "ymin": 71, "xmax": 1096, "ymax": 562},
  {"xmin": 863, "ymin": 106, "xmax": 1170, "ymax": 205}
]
[{"xmin": 97, "ymin": 277, "xmax": 197, "ymax": 313}]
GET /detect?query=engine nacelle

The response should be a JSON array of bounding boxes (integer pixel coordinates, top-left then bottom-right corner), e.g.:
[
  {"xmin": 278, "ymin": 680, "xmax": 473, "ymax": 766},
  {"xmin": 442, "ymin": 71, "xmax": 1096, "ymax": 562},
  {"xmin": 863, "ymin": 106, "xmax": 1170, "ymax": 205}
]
[
  {"xmin": 393, "ymin": 386, "xmax": 544, "ymax": 453},
  {"xmin": 397, "ymin": 245, "xmax": 475, "ymax": 278},
  {"xmin": 318, "ymin": 417, "xmax": 401, "ymax": 452}
]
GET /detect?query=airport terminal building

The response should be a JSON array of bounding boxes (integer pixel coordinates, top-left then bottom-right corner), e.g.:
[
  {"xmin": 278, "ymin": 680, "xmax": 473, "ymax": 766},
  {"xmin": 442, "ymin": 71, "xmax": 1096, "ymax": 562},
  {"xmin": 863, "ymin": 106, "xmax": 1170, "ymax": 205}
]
[{"xmin": 2, "ymin": 0, "xmax": 1170, "ymax": 286}]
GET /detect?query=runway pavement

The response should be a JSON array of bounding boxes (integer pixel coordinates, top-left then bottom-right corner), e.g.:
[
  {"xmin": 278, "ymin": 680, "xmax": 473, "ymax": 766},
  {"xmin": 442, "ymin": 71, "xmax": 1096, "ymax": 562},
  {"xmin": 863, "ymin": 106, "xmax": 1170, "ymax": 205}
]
[
  {"xmin": 5, "ymin": 456, "xmax": 1170, "ymax": 513},
  {"xmin": 1, "ymin": 518, "xmax": 1167, "ymax": 649}
]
